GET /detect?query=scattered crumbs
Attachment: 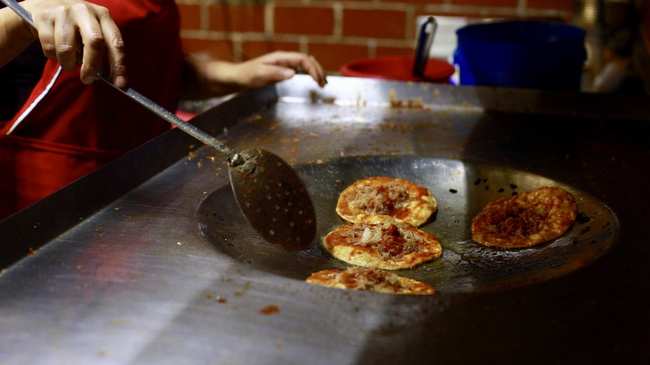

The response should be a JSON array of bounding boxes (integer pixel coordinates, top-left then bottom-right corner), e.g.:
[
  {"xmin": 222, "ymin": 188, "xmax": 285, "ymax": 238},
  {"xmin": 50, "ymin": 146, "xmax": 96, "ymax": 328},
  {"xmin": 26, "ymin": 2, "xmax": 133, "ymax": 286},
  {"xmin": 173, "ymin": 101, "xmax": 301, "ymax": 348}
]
[
  {"xmin": 576, "ymin": 212, "xmax": 591, "ymax": 224},
  {"xmin": 204, "ymin": 291, "xmax": 215, "ymax": 300},
  {"xmin": 234, "ymin": 281, "xmax": 252, "ymax": 297},
  {"xmin": 449, "ymin": 189, "xmax": 458, "ymax": 194},
  {"xmin": 474, "ymin": 178, "xmax": 482, "ymax": 186},
  {"xmin": 315, "ymin": 159, "xmax": 324, "ymax": 164},
  {"xmin": 207, "ymin": 155, "xmax": 216, "ymax": 162},
  {"xmin": 260, "ymin": 305, "xmax": 280, "ymax": 315},
  {"xmin": 322, "ymin": 96, "xmax": 336, "ymax": 104},
  {"xmin": 176, "ymin": 241, "xmax": 183, "ymax": 246},
  {"xmin": 217, "ymin": 296, "xmax": 227, "ymax": 304},
  {"xmin": 497, "ymin": 188, "xmax": 505, "ymax": 193},
  {"xmin": 509, "ymin": 183, "xmax": 518, "ymax": 190},
  {"xmin": 27, "ymin": 247, "xmax": 36, "ymax": 256},
  {"xmin": 579, "ymin": 226, "xmax": 591, "ymax": 235}
]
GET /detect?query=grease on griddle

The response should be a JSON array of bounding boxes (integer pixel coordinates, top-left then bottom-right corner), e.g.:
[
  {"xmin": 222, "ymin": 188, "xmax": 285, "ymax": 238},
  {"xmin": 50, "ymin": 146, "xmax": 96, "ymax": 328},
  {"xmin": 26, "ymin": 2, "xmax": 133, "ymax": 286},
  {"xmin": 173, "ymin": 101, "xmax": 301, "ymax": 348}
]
[
  {"xmin": 576, "ymin": 212, "xmax": 591, "ymax": 224},
  {"xmin": 260, "ymin": 305, "xmax": 280, "ymax": 315}
]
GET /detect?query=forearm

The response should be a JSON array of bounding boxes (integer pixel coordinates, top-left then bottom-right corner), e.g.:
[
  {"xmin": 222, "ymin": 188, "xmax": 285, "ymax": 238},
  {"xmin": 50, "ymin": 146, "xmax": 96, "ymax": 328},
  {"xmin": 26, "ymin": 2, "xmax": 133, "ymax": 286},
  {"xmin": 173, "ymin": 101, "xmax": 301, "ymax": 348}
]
[
  {"xmin": 182, "ymin": 54, "xmax": 245, "ymax": 99},
  {"xmin": 0, "ymin": 0, "xmax": 37, "ymax": 67}
]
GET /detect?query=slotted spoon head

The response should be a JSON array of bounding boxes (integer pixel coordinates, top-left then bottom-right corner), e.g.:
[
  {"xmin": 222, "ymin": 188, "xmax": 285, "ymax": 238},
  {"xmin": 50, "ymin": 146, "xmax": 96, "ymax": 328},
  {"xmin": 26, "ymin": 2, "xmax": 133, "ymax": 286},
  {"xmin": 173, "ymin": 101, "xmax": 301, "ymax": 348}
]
[{"xmin": 228, "ymin": 149, "xmax": 316, "ymax": 250}]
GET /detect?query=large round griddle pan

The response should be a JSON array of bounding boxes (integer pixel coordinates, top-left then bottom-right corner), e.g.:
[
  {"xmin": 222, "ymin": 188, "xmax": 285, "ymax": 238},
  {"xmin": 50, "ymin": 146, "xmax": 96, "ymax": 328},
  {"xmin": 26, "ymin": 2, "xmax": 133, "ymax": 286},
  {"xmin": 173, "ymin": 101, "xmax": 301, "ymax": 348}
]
[{"xmin": 198, "ymin": 156, "xmax": 619, "ymax": 293}]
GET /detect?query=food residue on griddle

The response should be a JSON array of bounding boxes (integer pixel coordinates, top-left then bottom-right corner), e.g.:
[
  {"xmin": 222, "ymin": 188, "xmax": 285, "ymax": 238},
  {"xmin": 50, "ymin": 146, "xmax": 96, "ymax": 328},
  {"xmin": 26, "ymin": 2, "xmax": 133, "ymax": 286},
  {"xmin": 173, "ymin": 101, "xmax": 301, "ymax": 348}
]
[
  {"xmin": 217, "ymin": 297, "xmax": 227, "ymax": 304},
  {"xmin": 260, "ymin": 305, "xmax": 280, "ymax": 315},
  {"xmin": 498, "ymin": 188, "xmax": 505, "ymax": 193},
  {"xmin": 474, "ymin": 178, "xmax": 482, "ymax": 186},
  {"xmin": 579, "ymin": 226, "xmax": 591, "ymax": 235},
  {"xmin": 449, "ymin": 189, "xmax": 458, "ymax": 194},
  {"xmin": 509, "ymin": 183, "xmax": 518, "ymax": 190},
  {"xmin": 388, "ymin": 89, "xmax": 425, "ymax": 109}
]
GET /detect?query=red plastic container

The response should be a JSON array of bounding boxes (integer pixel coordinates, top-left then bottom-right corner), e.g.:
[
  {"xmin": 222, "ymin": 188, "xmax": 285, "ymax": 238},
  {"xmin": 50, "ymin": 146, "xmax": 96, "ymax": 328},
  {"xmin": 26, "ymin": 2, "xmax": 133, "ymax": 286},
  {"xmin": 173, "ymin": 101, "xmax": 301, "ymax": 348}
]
[{"xmin": 340, "ymin": 55, "xmax": 455, "ymax": 83}]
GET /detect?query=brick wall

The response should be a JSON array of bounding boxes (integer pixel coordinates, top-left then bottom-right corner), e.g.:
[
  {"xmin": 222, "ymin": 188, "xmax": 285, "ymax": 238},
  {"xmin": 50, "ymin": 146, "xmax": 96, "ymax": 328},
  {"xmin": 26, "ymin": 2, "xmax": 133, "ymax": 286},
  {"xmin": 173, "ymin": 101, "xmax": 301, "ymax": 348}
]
[{"xmin": 177, "ymin": 0, "xmax": 576, "ymax": 72}]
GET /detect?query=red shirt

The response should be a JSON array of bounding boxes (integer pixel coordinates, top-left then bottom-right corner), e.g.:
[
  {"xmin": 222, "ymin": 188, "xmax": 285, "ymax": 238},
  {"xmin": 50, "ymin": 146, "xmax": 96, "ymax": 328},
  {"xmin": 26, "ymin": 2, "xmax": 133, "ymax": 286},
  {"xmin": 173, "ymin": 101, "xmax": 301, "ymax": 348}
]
[{"xmin": 0, "ymin": 0, "xmax": 185, "ymax": 218}]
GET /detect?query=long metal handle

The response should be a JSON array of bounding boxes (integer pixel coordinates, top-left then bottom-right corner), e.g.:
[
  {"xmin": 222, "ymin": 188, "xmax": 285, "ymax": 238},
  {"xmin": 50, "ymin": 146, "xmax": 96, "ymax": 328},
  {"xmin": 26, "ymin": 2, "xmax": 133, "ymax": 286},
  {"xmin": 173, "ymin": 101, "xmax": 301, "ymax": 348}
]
[
  {"xmin": 1, "ymin": 0, "xmax": 234, "ymax": 158},
  {"xmin": 412, "ymin": 16, "xmax": 438, "ymax": 79}
]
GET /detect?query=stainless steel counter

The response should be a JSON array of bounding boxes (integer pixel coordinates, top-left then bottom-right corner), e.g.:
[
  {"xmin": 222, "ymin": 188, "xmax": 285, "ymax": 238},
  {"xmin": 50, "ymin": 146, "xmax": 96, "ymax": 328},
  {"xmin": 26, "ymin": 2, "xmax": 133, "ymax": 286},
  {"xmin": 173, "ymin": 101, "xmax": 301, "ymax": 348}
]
[{"xmin": 0, "ymin": 76, "xmax": 648, "ymax": 364}]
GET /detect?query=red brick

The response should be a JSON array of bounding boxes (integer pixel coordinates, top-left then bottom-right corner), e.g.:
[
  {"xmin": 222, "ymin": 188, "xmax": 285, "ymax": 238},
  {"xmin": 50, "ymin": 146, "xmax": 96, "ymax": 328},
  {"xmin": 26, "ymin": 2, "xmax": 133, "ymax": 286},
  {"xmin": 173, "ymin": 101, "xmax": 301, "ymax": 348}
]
[
  {"xmin": 399, "ymin": 0, "xmax": 443, "ymax": 4},
  {"xmin": 451, "ymin": 0, "xmax": 517, "ymax": 6},
  {"xmin": 181, "ymin": 38, "xmax": 234, "ymax": 61},
  {"xmin": 308, "ymin": 43, "xmax": 368, "ymax": 72},
  {"xmin": 275, "ymin": 6, "xmax": 334, "ymax": 35},
  {"xmin": 527, "ymin": 0, "xmax": 575, "ymax": 12},
  {"xmin": 376, "ymin": 46, "xmax": 414, "ymax": 57},
  {"xmin": 242, "ymin": 41, "xmax": 301, "ymax": 60},
  {"xmin": 209, "ymin": 4, "xmax": 265, "ymax": 32},
  {"xmin": 343, "ymin": 9, "xmax": 406, "ymax": 39},
  {"xmin": 178, "ymin": 4, "xmax": 201, "ymax": 30}
]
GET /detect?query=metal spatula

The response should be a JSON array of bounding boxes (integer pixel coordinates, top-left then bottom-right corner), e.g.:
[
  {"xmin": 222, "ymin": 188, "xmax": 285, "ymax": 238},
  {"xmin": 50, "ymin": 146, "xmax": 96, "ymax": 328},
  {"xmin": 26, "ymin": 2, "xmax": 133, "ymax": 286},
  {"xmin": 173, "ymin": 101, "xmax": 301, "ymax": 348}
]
[{"xmin": 2, "ymin": 0, "xmax": 316, "ymax": 250}]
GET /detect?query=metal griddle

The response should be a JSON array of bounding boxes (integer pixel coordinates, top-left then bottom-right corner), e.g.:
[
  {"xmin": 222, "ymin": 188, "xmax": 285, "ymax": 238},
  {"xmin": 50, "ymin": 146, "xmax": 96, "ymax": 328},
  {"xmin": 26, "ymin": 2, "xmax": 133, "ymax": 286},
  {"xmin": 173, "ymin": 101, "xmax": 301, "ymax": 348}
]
[
  {"xmin": 0, "ymin": 76, "xmax": 648, "ymax": 364},
  {"xmin": 199, "ymin": 156, "xmax": 618, "ymax": 293}
]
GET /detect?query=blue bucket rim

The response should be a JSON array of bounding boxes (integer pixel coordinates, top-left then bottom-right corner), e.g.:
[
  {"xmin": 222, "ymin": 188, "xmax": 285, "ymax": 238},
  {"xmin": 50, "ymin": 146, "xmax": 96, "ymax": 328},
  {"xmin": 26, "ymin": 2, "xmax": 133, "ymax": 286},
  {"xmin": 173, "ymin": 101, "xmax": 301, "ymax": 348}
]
[{"xmin": 456, "ymin": 20, "xmax": 586, "ymax": 45}]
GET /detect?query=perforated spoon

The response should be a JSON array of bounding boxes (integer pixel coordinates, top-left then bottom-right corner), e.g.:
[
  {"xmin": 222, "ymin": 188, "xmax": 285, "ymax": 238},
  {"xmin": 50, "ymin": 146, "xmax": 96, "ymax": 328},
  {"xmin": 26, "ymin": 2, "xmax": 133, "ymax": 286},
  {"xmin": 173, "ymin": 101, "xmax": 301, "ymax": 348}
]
[{"xmin": 2, "ymin": 0, "xmax": 316, "ymax": 249}]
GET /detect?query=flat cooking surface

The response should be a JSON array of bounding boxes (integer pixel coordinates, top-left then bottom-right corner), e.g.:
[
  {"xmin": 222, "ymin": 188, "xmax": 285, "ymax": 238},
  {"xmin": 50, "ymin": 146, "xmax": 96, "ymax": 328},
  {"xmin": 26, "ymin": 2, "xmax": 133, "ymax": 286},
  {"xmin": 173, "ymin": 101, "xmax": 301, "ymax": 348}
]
[
  {"xmin": 199, "ymin": 156, "xmax": 618, "ymax": 293},
  {"xmin": 0, "ymin": 76, "xmax": 647, "ymax": 364}
]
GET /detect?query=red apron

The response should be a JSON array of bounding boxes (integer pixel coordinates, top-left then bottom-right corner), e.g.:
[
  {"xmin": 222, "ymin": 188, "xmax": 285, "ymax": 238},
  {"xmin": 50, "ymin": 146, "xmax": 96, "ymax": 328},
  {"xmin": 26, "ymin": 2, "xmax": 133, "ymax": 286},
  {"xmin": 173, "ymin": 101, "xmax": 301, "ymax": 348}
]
[{"xmin": 0, "ymin": 0, "xmax": 184, "ymax": 218}]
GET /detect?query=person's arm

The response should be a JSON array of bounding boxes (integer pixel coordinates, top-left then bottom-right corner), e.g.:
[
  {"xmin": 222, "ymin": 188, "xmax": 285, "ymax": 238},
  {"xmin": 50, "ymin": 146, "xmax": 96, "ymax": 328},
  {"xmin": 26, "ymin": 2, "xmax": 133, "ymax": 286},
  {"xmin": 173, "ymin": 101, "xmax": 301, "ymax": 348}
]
[
  {"xmin": 183, "ymin": 51, "xmax": 327, "ymax": 99},
  {"xmin": 0, "ymin": 0, "xmax": 126, "ymax": 87}
]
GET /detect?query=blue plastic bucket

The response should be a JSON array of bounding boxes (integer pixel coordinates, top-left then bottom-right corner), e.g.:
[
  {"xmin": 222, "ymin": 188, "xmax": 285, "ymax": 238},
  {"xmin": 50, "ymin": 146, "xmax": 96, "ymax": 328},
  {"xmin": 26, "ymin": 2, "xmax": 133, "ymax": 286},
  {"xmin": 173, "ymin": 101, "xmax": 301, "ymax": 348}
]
[{"xmin": 454, "ymin": 21, "xmax": 587, "ymax": 90}]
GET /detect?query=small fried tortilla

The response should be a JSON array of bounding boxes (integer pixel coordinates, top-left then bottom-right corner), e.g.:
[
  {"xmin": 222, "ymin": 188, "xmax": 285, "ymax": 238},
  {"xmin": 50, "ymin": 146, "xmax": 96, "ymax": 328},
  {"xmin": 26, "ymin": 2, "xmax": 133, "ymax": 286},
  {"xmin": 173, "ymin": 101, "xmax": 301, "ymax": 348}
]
[
  {"xmin": 323, "ymin": 216, "xmax": 442, "ymax": 270},
  {"xmin": 336, "ymin": 176, "xmax": 436, "ymax": 227},
  {"xmin": 471, "ymin": 186, "xmax": 577, "ymax": 248},
  {"xmin": 306, "ymin": 267, "xmax": 434, "ymax": 295}
]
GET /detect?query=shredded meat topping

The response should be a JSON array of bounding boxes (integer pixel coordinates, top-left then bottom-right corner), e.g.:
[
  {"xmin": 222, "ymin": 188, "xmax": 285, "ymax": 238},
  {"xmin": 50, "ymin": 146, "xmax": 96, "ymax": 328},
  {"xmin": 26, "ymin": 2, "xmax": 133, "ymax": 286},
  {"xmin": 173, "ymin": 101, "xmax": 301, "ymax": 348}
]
[
  {"xmin": 341, "ymin": 222, "xmax": 420, "ymax": 258},
  {"xmin": 348, "ymin": 183, "xmax": 410, "ymax": 215},
  {"xmin": 485, "ymin": 199, "xmax": 549, "ymax": 239}
]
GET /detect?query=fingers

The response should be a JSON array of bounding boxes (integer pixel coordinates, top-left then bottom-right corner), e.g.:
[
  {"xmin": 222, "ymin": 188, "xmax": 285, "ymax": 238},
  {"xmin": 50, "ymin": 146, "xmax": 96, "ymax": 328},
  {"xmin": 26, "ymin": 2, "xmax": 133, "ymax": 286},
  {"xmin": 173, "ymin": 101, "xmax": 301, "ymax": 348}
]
[
  {"xmin": 71, "ymin": 3, "xmax": 105, "ymax": 84},
  {"xmin": 33, "ymin": 10, "xmax": 56, "ymax": 59},
  {"xmin": 53, "ymin": 7, "xmax": 77, "ymax": 70},
  {"xmin": 264, "ymin": 52, "xmax": 327, "ymax": 87},
  {"xmin": 251, "ymin": 64, "xmax": 295, "ymax": 87},
  {"xmin": 94, "ymin": 5, "xmax": 127, "ymax": 88}
]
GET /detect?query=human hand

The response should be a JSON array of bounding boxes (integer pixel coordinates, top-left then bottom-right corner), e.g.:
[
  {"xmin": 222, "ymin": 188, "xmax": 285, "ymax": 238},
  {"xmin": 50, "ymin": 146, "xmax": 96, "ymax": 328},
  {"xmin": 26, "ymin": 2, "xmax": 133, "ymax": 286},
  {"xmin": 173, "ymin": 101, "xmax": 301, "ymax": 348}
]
[
  {"xmin": 231, "ymin": 51, "xmax": 327, "ymax": 88},
  {"xmin": 23, "ymin": 0, "xmax": 126, "ymax": 87}
]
